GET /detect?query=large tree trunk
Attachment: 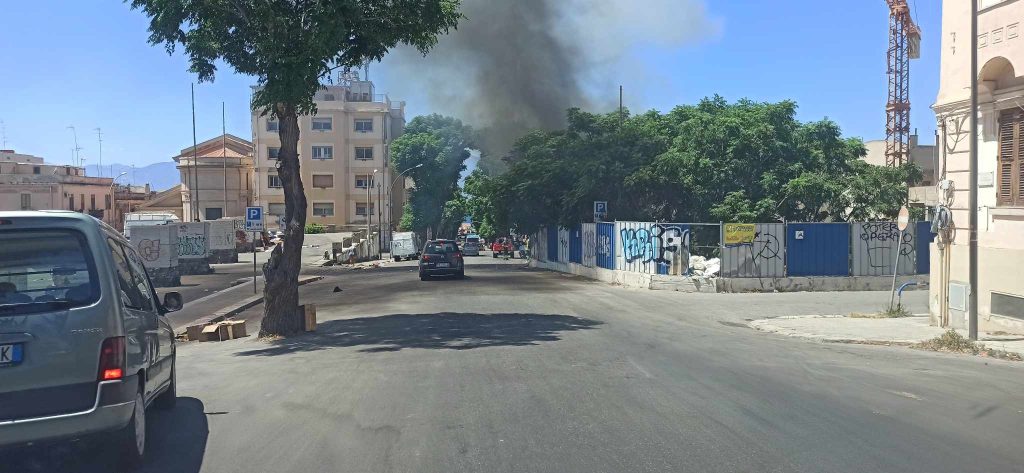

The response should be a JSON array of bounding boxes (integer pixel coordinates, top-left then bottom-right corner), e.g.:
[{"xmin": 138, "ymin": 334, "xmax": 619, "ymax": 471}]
[{"xmin": 259, "ymin": 105, "xmax": 307, "ymax": 337}]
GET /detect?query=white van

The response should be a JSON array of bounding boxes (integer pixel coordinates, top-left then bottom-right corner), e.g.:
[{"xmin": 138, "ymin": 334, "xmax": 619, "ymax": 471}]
[
  {"xmin": 123, "ymin": 212, "xmax": 180, "ymax": 239},
  {"xmin": 391, "ymin": 232, "xmax": 422, "ymax": 261}
]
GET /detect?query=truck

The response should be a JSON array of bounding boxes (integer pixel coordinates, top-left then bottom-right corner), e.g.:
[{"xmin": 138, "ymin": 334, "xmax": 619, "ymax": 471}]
[
  {"xmin": 390, "ymin": 232, "xmax": 422, "ymax": 261},
  {"xmin": 123, "ymin": 212, "xmax": 180, "ymax": 239}
]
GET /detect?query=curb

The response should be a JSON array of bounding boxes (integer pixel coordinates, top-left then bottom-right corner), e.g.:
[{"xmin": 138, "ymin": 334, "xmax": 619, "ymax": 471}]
[{"xmin": 181, "ymin": 276, "xmax": 324, "ymax": 338}]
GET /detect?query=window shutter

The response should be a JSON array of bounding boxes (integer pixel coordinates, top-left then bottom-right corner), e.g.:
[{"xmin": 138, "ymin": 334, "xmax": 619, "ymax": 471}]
[
  {"xmin": 998, "ymin": 111, "xmax": 1019, "ymax": 205},
  {"xmin": 312, "ymin": 175, "xmax": 333, "ymax": 188}
]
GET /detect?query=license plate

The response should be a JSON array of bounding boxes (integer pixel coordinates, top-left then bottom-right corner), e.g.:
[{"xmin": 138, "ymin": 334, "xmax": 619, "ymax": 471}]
[
  {"xmin": 436, "ymin": 262, "xmax": 450, "ymax": 268},
  {"xmin": 0, "ymin": 343, "xmax": 23, "ymax": 366}
]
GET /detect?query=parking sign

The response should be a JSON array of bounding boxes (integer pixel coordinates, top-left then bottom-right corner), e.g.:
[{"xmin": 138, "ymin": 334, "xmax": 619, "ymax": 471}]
[
  {"xmin": 594, "ymin": 201, "xmax": 608, "ymax": 222},
  {"xmin": 245, "ymin": 207, "xmax": 264, "ymax": 232}
]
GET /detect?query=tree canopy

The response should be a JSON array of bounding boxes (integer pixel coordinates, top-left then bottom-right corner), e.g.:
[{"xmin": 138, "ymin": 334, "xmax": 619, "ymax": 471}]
[
  {"xmin": 391, "ymin": 114, "xmax": 474, "ymax": 237},
  {"xmin": 465, "ymin": 96, "xmax": 919, "ymax": 234}
]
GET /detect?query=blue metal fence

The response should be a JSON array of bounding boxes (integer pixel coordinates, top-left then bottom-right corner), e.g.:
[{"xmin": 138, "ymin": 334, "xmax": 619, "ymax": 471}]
[
  {"xmin": 596, "ymin": 222, "xmax": 616, "ymax": 269},
  {"xmin": 547, "ymin": 226, "xmax": 559, "ymax": 262},
  {"xmin": 569, "ymin": 225, "xmax": 583, "ymax": 264},
  {"xmin": 786, "ymin": 223, "xmax": 850, "ymax": 276}
]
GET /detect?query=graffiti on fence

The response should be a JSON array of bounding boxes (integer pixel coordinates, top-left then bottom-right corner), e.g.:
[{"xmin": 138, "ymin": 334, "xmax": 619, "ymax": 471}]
[
  {"xmin": 859, "ymin": 222, "xmax": 913, "ymax": 268},
  {"xmin": 178, "ymin": 235, "xmax": 207, "ymax": 257},
  {"xmin": 137, "ymin": 239, "xmax": 161, "ymax": 262},
  {"xmin": 620, "ymin": 224, "xmax": 691, "ymax": 266},
  {"xmin": 582, "ymin": 226, "xmax": 596, "ymax": 263},
  {"xmin": 753, "ymin": 231, "xmax": 782, "ymax": 261},
  {"xmin": 597, "ymin": 234, "xmax": 612, "ymax": 257},
  {"xmin": 559, "ymin": 231, "xmax": 569, "ymax": 257}
]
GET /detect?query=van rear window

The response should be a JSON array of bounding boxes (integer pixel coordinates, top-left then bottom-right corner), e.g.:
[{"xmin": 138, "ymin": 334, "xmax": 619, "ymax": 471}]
[
  {"xmin": 425, "ymin": 242, "xmax": 459, "ymax": 254},
  {"xmin": 0, "ymin": 230, "xmax": 99, "ymax": 315}
]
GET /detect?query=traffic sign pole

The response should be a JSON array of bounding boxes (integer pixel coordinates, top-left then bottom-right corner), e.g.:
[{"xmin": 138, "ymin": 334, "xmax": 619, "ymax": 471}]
[
  {"xmin": 889, "ymin": 206, "xmax": 911, "ymax": 311},
  {"xmin": 245, "ymin": 207, "xmax": 265, "ymax": 295}
]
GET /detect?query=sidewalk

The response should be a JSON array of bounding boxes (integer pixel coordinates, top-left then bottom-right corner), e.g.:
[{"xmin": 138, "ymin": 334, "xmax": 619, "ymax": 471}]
[{"xmin": 749, "ymin": 315, "xmax": 1024, "ymax": 357}]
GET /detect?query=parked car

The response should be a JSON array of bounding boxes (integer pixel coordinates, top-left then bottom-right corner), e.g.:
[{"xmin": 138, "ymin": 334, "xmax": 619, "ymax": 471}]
[
  {"xmin": 419, "ymin": 239, "xmax": 465, "ymax": 280},
  {"xmin": 463, "ymin": 234, "xmax": 482, "ymax": 256},
  {"xmin": 0, "ymin": 211, "xmax": 183, "ymax": 469},
  {"xmin": 391, "ymin": 232, "xmax": 422, "ymax": 262},
  {"xmin": 491, "ymin": 237, "xmax": 515, "ymax": 258}
]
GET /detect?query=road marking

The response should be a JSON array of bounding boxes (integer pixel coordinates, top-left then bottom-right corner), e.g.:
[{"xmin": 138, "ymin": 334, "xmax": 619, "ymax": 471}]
[
  {"xmin": 888, "ymin": 390, "xmax": 922, "ymax": 400},
  {"xmin": 628, "ymin": 357, "xmax": 654, "ymax": 379}
]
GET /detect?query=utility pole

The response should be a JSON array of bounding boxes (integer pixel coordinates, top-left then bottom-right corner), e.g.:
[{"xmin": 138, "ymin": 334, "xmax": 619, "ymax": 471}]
[
  {"xmin": 67, "ymin": 126, "xmax": 82, "ymax": 167},
  {"xmin": 191, "ymin": 84, "xmax": 201, "ymax": 221},
  {"xmin": 618, "ymin": 85, "xmax": 623, "ymax": 128},
  {"xmin": 1, "ymin": 119, "xmax": 7, "ymax": 149},
  {"xmin": 94, "ymin": 128, "xmax": 103, "ymax": 177},
  {"xmin": 222, "ymin": 102, "xmax": 228, "ymax": 219},
  {"xmin": 968, "ymin": 0, "xmax": 979, "ymax": 340}
]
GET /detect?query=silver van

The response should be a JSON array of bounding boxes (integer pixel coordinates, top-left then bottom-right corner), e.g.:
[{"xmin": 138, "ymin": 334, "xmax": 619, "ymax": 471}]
[{"xmin": 0, "ymin": 211, "xmax": 182, "ymax": 468}]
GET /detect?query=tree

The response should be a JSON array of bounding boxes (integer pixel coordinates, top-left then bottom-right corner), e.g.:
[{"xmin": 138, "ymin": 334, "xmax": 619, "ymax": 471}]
[
  {"xmin": 130, "ymin": 0, "xmax": 461, "ymax": 336},
  {"xmin": 391, "ymin": 114, "xmax": 474, "ymax": 238},
  {"xmin": 476, "ymin": 96, "xmax": 919, "ymax": 233}
]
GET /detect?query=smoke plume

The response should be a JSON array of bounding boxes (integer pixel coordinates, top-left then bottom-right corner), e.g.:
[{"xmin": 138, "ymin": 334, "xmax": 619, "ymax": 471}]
[{"xmin": 380, "ymin": 0, "xmax": 719, "ymax": 168}]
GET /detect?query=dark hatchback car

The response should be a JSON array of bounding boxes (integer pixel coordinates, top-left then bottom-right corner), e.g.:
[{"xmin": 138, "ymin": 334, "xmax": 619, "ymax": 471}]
[{"xmin": 419, "ymin": 240, "xmax": 465, "ymax": 280}]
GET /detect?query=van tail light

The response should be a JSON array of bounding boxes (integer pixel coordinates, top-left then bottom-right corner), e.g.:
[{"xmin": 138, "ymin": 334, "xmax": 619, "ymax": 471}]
[
  {"xmin": 98, "ymin": 336, "xmax": 125, "ymax": 381},
  {"xmin": 422, "ymin": 255, "xmax": 431, "ymax": 261},
  {"xmin": 454, "ymin": 252, "xmax": 463, "ymax": 259}
]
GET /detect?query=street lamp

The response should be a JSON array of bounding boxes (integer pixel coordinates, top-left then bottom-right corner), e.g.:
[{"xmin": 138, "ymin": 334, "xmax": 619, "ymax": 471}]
[
  {"xmin": 367, "ymin": 169, "xmax": 378, "ymax": 255},
  {"xmin": 110, "ymin": 172, "xmax": 128, "ymax": 230},
  {"xmin": 386, "ymin": 163, "xmax": 424, "ymax": 246}
]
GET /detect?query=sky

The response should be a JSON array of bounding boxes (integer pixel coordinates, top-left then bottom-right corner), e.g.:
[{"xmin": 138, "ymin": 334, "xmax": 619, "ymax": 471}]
[{"xmin": 0, "ymin": 1, "xmax": 941, "ymax": 171}]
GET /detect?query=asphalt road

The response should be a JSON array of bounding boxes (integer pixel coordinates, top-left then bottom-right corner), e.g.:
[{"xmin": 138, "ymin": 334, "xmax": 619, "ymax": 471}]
[{"xmin": 7, "ymin": 255, "xmax": 1024, "ymax": 473}]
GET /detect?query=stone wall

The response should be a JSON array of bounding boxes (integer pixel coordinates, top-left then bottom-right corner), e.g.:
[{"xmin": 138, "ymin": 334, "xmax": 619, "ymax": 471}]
[
  {"xmin": 208, "ymin": 248, "xmax": 238, "ymax": 264},
  {"xmin": 147, "ymin": 266, "xmax": 181, "ymax": 288}
]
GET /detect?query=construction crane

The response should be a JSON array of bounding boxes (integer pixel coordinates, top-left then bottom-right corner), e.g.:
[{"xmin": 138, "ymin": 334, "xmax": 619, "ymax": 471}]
[{"xmin": 885, "ymin": 0, "xmax": 921, "ymax": 167}]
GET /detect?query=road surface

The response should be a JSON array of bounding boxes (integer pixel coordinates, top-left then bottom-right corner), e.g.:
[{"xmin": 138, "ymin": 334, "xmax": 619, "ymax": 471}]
[{"xmin": 6, "ymin": 255, "xmax": 1024, "ymax": 473}]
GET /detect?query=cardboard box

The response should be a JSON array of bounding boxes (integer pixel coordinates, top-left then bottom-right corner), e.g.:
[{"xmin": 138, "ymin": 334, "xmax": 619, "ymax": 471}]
[
  {"xmin": 217, "ymin": 320, "xmax": 247, "ymax": 340},
  {"xmin": 303, "ymin": 304, "xmax": 317, "ymax": 332},
  {"xmin": 200, "ymin": 324, "xmax": 221, "ymax": 342},
  {"xmin": 186, "ymin": 323, "xmax": 206, "ymax": 342}
]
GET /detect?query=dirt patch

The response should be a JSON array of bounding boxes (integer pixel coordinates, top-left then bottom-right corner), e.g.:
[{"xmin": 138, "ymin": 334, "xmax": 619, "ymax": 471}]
[
  {"xmin": 849, "ymin": 306, "xmax": 912, "ymax": 319},
  {"xmin": 912, "ymin": 330, "xmax": 1022, "ymax": 362}
]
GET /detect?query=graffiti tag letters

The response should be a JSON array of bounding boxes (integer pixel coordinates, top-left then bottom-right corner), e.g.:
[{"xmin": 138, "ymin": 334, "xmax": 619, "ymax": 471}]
[
  {"xmin": 137, "ymin": 239, "xmax": 161, "ymax": 262},
  {"xmin": 620, "ymin": 224, "xmax": 691, "ymax": 266}
]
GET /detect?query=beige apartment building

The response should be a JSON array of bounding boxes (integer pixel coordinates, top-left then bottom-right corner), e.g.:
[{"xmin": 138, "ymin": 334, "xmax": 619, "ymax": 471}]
[
  {"xmin": 0, "ymin": 149, "xmax": 116, "ymax": 225},
  {"xmin": 252, "ymin": 81, "xmax": 406, "ymax": 232},
  {"xmin": 174, "ymin": 134, "xmax": 255, "ymax": 221},
  {"xmin": 930, "ymin": 0, "xmax": 1024, "ymax": 334},
  {"xmin": 864, "ymin": 134, "xmax": 938, "ymax": 186}
]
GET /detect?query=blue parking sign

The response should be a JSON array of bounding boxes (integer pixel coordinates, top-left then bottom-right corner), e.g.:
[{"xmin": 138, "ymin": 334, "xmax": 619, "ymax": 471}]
[{"xmin": 245, "ymin": 206, "xmax": 264, "ymax": 232}]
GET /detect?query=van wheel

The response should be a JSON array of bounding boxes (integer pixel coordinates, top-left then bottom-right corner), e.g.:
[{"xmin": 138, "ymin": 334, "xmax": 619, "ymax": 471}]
[
  {"xmin": 155, "ymin": 359, "xmax": 176, "ymax": 410},
  {"xmin": 116, "ymin": 389, "xmax": 146, "ymax": 470}
]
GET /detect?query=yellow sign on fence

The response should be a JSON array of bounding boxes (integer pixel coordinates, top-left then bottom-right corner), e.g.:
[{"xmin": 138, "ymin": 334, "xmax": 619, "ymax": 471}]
[{"xmin": 724, "ymin": 223, "xmax": 756, "ymax": 244}]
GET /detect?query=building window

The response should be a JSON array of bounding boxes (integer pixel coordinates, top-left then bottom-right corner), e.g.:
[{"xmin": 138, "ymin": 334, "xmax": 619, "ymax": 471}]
[
  {"xmin": 355, "ymin": 202, "xmax": 374, "ymax": 217},
  {"xmin": 90, "ymin": 194, "xmax": 96, "ymax": 210},
  {"xmin": 69, "ymin": 195, "xmax": 74, "ymax": 210},
  {"xmin": 312, "ymin": 174, "xmax": 334, "ymax": 189},
  {"xmin": 266, "ymin": 118, "xmax": 279, "ymax": 132},
  {"xmin": 80, "ymin": 194, "xmax": 85, "ymax": 212},
  {"xmin": 312, "ymin": 202, "xmax": 335, "ymax": 217},
  {"xmin": 355, "ymin": 174, "xmax": 375, "ymax": 189},
  {"xmin": 105, "ymin": 194, "xmax": 111, "ymax": 210},
  {"xmin": 205, "ymin": 208, "xmax": 223, "ymax": 220},
  {"xmin": 268, "ymin": 146, "xmax": 280, "ymax": 160},
  {"xmin": 20, "ymin": 193, "xmax": 31, "ymax": 210},
  {"xmin": 354, "ymin": 119, "xmax": 373, "ymax": 133},
  {"xmin": 312, "ymin": 117, "xmax": 333, "ymax": 131},
  {"xmin": 323, "ymin": 93, "xmax": 336, "ymax": 101},
  {"xmin": 998, "ymin": 110, "xmax": 1024, "ymax": 206},
  {"xmin": 311, "ymin": 145, "xmax": 333, "ymax": 160},
  {"xmin": 32, "ymin": 166, "xmax": 40, "ymax": 175},
  {"xmin": 355, "ymin": 147, "xmax": 374, "ymax": 161},
  {"xmin": 268, "ymin": 175, "xmax": 283, "ymax": 188},
  {"xmin": 268, "ymin": 203, "xmax": 286, "ymax": 215}
]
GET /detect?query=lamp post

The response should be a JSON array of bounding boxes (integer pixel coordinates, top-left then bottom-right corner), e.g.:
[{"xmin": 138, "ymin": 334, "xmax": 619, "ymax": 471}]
[
  {"xmin": 367, "ymin": 169, "xmax": 378, "ymax": 256},
  {"xmin": 110, "ymin": 172, "xmax": 128, "ymax": 231},
  {"xmin": 386, "ymin": 163, "xmax": 424, "ymax": 245}
]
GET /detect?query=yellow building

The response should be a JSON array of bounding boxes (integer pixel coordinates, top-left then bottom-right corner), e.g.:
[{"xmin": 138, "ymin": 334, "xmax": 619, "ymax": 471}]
[
  {"xmin": 930, "ymin": 0, "xmax": 1024, "ymax": 333},
  {"xmin": 251, "ymin": 80, "xmax": 406, "ymax": 232},
  {"xmin": 0, "ymin": 149, "xmax": 116, "ymax": 226}
]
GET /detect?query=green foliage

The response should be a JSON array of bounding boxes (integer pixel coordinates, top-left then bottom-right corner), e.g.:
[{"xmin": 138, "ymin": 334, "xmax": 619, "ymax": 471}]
[
  {"xmin": 473, "ymin": 96, "xmax": 919, "ymax": 232},
  {"xmin": 128, "ymin": 0, "xmax": 462, "ymax": 116},
  {"xmin": 304, "ymin": 223, "xmax": 326, "ymax": 234},
  {"xmin": 391, "ymin": 115, "xmax": 474, "ymax": 236}
]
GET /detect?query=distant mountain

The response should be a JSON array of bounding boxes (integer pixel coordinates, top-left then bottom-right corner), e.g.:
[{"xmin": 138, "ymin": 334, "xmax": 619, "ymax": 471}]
[{"xmin": 85, "ymin": 162, "xmax": 179, "ymax": 191}]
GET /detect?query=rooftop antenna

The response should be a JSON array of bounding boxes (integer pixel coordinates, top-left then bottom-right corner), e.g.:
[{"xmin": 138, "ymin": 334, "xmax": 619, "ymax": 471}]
[
  {"xmin": 94, "ymin": 128, "xmax": 103, "ymax": 177},
  {"xmin": 66, "ymin": 126, "xmax": 82, "ymax": 167},
  {"xmin": 1, "ymin": 119, "xmax": 7, "ymax": 149}
]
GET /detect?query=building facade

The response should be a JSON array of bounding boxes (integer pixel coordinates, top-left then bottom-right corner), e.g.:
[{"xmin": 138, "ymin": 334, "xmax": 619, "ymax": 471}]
[
  {"xmin": 0, "ymin": 149, "xmax": 116, "ymax": 226},
  {"xmin": 252, "ymin": 81, "xmax": 406, "ymax": 232},
  {"xmin": 863, "ymin": 134, "xmax": 939, "ymax": 186},
  {"xmin": 930, "ymin": 0, "xmax": 1024, "ymax": 333},
  {"xmin": 174, "ymin": 134, "xmax": 255, "ymax": 221}
]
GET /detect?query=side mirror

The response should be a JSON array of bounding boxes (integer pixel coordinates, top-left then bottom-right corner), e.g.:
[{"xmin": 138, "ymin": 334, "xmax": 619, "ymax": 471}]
[{"xmin": 162, "ymin": 292, "xmax": 183, "ymax": 313}]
